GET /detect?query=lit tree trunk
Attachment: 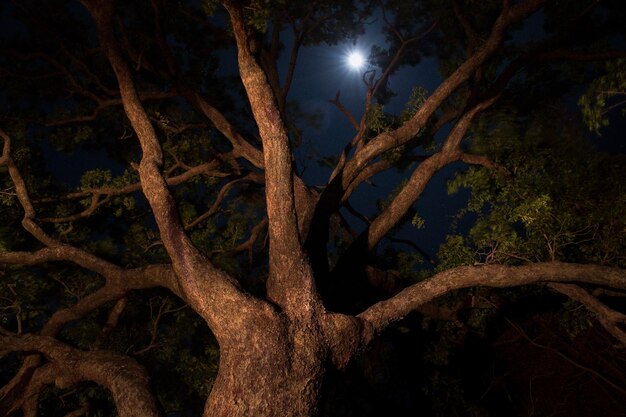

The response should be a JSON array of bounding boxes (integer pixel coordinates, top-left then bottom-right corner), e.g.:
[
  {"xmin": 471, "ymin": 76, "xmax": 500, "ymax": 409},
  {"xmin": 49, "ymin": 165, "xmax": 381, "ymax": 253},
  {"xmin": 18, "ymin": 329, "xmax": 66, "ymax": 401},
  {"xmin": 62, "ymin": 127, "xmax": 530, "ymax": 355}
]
[
  {"xmin": 204, "ymin": 316, "xmax": 328, "ymax": 417},
  {"xmin": 202, "ymin": 305, "xmax": 367, "ymax": 417},
  {"xmin": 200, "ymin": 4, "xmax": 334, "ymax": 415}
]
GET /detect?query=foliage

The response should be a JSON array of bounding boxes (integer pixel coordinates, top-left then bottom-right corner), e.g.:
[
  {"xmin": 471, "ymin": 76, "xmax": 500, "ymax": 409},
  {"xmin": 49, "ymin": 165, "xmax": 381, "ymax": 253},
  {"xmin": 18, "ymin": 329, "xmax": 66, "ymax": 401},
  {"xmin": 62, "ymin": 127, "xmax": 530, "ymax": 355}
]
[
  {"xmin": 447, "ymin": 105, "xmax": 626, "ymax": 267},
  {"xmin": 579, "ymin": 58, "xmax": 626, "ymax": 134}
]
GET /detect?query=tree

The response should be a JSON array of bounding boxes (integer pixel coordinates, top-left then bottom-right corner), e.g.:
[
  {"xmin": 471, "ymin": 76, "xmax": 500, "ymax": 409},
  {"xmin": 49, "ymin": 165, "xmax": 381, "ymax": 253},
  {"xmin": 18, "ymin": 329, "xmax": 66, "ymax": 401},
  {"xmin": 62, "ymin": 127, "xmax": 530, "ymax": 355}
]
[{"xmin": 1, "ymin": 0, "xmax": 625, "ymax": 416}]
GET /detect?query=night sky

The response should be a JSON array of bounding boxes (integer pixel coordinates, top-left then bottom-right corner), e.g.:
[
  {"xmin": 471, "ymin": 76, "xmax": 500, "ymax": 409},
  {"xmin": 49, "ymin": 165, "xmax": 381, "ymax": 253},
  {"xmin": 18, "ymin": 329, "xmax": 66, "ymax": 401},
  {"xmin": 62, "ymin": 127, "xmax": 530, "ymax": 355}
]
[{"xmin": 4, "ymin": 2, "xmax": 623, "ymax": 260}]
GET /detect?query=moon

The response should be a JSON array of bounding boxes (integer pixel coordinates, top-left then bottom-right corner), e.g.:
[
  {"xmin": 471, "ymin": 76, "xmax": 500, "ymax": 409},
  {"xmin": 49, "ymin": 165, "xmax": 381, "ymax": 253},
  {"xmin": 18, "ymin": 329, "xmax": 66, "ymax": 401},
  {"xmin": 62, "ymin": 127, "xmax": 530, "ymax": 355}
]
[{"xmin": 347, "ymin": 50, "xmax": 365, "ymax": 70}]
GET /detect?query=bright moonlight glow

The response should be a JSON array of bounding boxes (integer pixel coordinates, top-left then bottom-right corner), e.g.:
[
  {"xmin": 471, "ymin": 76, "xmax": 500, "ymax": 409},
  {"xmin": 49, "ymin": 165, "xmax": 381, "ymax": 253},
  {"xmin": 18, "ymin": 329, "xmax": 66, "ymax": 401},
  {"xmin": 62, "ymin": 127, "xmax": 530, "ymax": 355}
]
[{"xmin": 347, "ymin": 51, "xmax": 365, "ymax": 70}]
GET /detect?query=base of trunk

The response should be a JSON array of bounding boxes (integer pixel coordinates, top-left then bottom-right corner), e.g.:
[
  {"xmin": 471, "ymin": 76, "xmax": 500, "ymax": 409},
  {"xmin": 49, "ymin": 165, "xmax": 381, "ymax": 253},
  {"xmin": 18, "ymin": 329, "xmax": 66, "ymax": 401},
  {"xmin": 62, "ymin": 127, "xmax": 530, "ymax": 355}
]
[{"xmin": 204, "ymin": 318, "xmax": 326, "ymax": 417}]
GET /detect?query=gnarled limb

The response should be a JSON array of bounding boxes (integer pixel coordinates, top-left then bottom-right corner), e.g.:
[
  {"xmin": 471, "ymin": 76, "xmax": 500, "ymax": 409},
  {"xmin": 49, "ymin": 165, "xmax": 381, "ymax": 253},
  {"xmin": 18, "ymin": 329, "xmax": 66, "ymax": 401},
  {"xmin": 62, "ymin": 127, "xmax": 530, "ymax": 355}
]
[
  {"xmin": 3, "ymin": 363, "xmax": 80, "ymax": 417},
  {"xmin": 1, "ymin": 334, "xmax": 160, "ymax": 417},
  {"xmin": 0, "ymin": 252, "xmax": 179, "ymax": 414}
]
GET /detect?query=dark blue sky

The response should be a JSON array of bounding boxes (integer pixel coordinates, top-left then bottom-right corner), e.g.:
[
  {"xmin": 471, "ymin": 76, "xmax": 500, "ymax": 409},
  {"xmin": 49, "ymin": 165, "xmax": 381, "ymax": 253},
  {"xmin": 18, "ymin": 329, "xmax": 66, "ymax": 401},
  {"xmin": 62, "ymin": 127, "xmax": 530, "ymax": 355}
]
[
  {"xmin": 268, "ymin": 29, "xmax": 469, "ymax": 257},
  {"xmin": 8, "ymin": 1, "xmax": 625, "ymax": 259}
]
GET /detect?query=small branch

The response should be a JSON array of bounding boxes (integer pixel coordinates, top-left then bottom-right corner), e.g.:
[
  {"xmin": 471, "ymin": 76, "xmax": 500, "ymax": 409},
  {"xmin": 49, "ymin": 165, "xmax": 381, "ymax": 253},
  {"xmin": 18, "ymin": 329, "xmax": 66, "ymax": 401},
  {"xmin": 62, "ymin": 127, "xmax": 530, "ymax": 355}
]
[
  {"xmin": 502, "ymin": 310, "xmax": 626, "ymax": 395},
  {"xmin": 279, "ymin": 26, "xmax": 303, "ymax": 109},
  {"xmin": 384, "ymin": 236, "xmax": 437, "ymax": 266},
  {"xmin": 327, "ymin": 90, "xmax": 371, "ymax": 183},
  {"xmin": 92, "ymin": 298, "xmax": 128, "ymax": 350},
  {"xmin": 460, "ymin": 153, "xmax": 508, "ymax": 173},
  {"xmin": 38, "ymin": 160, "xmax": 223, "ymax": 223},
  {"xmin": 134, "ymin": 297, "xmax": 186, "ymax": 355},
  {"xmin": 343, "ymin": 201, "xmax": 370, "ymax": 226},
  {"xmin": 230, "ymin": 217, "xmax": 269, "ymax": 264},
  {"xmin": 452, "ymin": 0, "xmax": 479, "ymax": 53},
  {"xmin": 329, "ymin": 91, "xmax": 360, "ymax": 131},
  {"xmin": 371, "ymin": 21, "xmax": 437, "ymax": 99},
  {"xmin": 46, "ymin": 91, "xmax": 176, "ymax": 127},
  {"xmin": 184, "ymin": 172, "xmax": 263, "ymax": 231},
  {"xmin": 36, "ymin": 160, "xmax": 220, "ymax": 205},
  {"xmin": 181, "ymin": 90, "xmax": 264, "ymax": 169},
  {"xmin": 548, "ymin": 283, "xmax": 626, "ymax": 348}
]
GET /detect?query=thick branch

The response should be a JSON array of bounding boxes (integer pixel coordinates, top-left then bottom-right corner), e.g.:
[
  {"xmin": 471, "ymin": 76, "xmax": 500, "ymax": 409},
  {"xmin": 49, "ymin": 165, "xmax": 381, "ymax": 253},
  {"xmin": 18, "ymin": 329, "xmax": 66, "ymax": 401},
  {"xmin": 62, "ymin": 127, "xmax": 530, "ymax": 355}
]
[
  {"xmin": 0, "ymin": 248, "xmax": 182, "ymax": 334},
  {"xmin": 0, "ymin": 254, "xmax": 179, "ymax": 414},
  {"xmin": 355, "ymin": 98, "xmax": 497, "ymax": 256},
  {"xmin": 6, "ymin": 363, "xmax": 80, "ymax": 417},
  {"xmin": 340, "ymin": 0, "xmax": 545, "ymax": 188},
  {"xmin": 223, "ymin": 0, "xmax": 319, "ymax": 313},
  {"xmin": 1, "ymin": 334, "xmax": 160, "ymax": 417},
  {"xmin": 358, "ymin": 262, "xmax": 626, "ymax": 338}
]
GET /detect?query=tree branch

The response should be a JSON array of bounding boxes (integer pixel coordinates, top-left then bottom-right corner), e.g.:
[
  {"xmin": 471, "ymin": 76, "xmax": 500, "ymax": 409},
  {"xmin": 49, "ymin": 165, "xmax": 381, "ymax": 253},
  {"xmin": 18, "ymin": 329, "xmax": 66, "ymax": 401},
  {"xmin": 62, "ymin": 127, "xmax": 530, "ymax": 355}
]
[
  {"xmin": 358, "ymin": 262, "xmax": 626, "ymax": 338},
  {"xmin": 183, "ymin": 90, "xmax": 265, "ymax": 168},
  {"xmin": 340, "ymin": 0, "xmax": 545, "ymax": 189},
  {"xmin": 548, "ymin": 283, "xmax": 626, "ymax": 347},
  {"xmin": 92, "ymin": 297, "xmax": 128, "ymax": 350},
  {"xmin": 80, "ymin": 0, "xmax": 267, "ymax": 333},
  {"xmin": 0, "ymin": 334, "xmax": 161, "ymax": 417},
  {"xmin": 222, "ymin": 0, "xmax": 319, "ymax": 313},
  {"xmin": 184, "ymin": 172, "xmax": 263, "ymax": 231},
  {"xmin": 349, "ymin": 97, "xmax": 498, "ymax": 257}
]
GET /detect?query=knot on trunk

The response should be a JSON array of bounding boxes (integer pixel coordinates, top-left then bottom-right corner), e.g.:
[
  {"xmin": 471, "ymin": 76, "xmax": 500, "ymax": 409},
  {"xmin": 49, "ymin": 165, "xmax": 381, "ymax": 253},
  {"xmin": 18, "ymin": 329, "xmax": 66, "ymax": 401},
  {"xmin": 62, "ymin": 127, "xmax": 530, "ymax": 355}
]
[{"xmin": 322, "ymin": 313, "xmax": 371, "ymax": 369}]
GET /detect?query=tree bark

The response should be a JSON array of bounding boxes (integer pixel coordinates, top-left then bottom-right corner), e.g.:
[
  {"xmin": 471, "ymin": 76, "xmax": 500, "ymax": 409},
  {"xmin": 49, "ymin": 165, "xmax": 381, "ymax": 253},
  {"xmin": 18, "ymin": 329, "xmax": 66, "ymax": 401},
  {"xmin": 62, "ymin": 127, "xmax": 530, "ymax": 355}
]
[{"xmin": 203, "ymin": 312, "xmax": 328, "ymax": 417}]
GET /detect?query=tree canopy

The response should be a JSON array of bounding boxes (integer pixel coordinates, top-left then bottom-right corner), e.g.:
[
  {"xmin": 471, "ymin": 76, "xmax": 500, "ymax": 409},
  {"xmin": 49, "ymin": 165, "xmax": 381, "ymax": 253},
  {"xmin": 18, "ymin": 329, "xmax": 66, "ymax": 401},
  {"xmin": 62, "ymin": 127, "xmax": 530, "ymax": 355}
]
[{"xmin": 1, "ymin": 0, "xmax": 626, "ymax": 416}]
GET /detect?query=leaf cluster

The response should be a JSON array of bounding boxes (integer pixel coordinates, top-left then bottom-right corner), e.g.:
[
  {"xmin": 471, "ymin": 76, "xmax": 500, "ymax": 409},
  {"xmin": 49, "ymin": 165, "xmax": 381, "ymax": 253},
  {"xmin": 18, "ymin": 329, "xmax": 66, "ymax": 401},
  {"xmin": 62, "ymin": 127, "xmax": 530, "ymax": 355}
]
[{"xmin": 443, "ymin": 105, "xmax": 626, "ymax": 267}]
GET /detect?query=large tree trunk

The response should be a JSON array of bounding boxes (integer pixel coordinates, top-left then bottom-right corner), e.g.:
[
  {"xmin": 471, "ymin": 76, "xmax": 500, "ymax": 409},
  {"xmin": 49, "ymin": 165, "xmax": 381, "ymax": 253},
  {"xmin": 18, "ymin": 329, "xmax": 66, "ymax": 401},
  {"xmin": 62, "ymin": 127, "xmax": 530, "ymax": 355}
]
[{"xmin": 204, "ymin": 314, "xmax": 328, "ymax": 417}]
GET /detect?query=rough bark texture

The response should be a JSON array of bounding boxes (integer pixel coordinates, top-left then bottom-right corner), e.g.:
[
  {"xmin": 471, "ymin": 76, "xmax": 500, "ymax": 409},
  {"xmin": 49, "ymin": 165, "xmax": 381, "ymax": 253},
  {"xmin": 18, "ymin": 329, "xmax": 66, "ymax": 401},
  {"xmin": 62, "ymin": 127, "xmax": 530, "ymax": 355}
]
[
  {"xmin": 205, "ymin": 314, "xmax": 327, "ymax": 417},
  {"xmin": 222, "ymin": 0, "xmax": 320, "ymax": 314}
]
